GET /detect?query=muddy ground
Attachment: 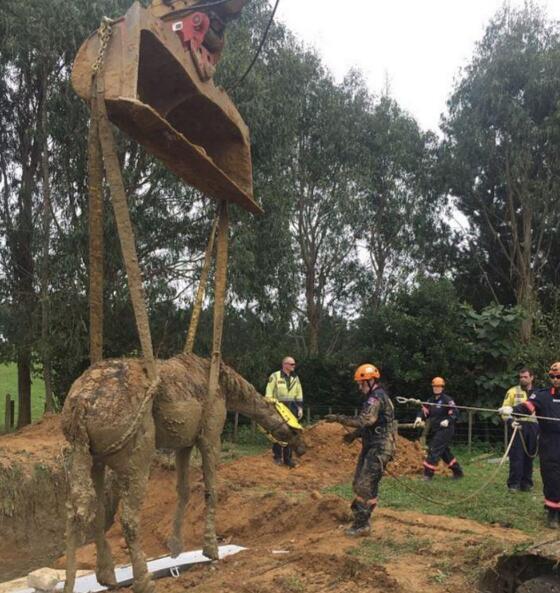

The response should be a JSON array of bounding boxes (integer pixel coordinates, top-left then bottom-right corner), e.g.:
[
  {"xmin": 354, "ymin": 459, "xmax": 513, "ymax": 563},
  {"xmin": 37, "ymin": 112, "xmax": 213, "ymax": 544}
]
[{"xmin": 0, "ymin": 418, "xmax": 531, "ymax": 592}]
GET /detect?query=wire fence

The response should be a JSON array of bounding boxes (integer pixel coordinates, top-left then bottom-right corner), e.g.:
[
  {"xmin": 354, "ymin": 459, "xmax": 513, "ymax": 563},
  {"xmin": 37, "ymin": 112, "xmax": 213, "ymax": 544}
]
[{"xmin": 223, "ymin": 403, "xmax": 513, "ymax": 453}]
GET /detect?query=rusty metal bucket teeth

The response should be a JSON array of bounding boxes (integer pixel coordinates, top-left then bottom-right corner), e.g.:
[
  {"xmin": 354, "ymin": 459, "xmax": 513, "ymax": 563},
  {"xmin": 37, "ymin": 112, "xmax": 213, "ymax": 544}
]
[{"xmin": 72, "ymin": 2, "xmax": 260, "ymax": 214}]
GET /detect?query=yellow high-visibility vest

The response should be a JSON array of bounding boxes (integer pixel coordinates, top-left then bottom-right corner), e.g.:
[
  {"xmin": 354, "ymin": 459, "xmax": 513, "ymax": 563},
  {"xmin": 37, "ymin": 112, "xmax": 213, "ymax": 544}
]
[
  {"xmin": 501, "ymin": 386, "xmax": 538, "ymax": 423},
  {"xmin": 265, "ymin": 371, "xmax": 303, "ymax": 404}
]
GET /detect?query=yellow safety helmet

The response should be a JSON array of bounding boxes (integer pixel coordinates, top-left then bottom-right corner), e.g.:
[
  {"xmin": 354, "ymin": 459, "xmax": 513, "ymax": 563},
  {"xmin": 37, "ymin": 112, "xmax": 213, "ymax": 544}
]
[
  {"xmin": 354, "ymin": 363, "xmax": 380, "ymax": 382},
  {"xmin": 431, "ymin": 376, "xmax": 445, "ymax": 387}
]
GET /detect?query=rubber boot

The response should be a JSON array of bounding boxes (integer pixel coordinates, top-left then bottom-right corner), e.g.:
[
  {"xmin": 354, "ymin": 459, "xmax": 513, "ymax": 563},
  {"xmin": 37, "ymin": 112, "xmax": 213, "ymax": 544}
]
[
  {"xmin": 345, "ymin": 500, "xmax": 373, "ymax": 537},
  {"xmin": 451, "ymin": 464, "xmax": 464, "ymax": 480},
  {"xmin": 546, "ymin": 509, "xmax": 559, "ymax": 529}
]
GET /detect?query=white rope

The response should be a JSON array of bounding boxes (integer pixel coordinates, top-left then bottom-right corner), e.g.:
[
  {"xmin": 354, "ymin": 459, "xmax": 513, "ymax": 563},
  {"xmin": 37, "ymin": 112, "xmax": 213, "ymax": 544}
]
[{"xmin": 396, "ymin": 396, "xmax": 560, "ymax": 423}]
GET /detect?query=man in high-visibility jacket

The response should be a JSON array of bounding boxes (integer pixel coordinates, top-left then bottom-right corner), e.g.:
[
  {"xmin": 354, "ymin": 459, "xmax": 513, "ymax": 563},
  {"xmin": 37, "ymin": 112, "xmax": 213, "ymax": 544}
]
[
  {"xmin": 265, "ymin": 356, "xmax": 303, "ymax": 468},
  {"xmin": 500, "ymin": 367, "xmax": 539, "ymax": 493},
  {"xmin": 501, "ymin": 362, "xmax": 560, "ymax": 528}
]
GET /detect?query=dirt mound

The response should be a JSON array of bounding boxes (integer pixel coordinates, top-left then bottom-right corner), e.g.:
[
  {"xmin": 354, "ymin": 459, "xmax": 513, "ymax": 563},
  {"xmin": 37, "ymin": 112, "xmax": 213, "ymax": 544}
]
[
  {"xmin": 1, "ymin": 415, "xmax": 526, "ymax": 593},
  {"xmin": 0, "ymin": 414, "xmax": 65, "ymax": 470},
  {"xmin": 56, "ymin": 422, "xmax": 425, "ymax": 572}
]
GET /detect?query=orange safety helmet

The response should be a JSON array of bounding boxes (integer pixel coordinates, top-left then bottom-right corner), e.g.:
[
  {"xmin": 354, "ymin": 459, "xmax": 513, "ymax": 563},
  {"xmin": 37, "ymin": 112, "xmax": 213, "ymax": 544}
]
[
  {"xmin": 354, "ymin": 363, "xmax": 380, "ymax": 382},
  {"xmin": 431, "ymin": 376, "xmax": 446, "ymax": 387},
  {"xmin": 550, "ymin": 362, "xmax": 560, "ymax": 373}
]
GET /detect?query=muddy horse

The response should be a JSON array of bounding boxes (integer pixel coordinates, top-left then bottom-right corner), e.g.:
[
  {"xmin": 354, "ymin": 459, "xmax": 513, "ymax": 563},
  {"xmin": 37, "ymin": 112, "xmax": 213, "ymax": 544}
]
[{"xmin": 61, "ymin": 353, "xmax": 306, "ymax": 593}]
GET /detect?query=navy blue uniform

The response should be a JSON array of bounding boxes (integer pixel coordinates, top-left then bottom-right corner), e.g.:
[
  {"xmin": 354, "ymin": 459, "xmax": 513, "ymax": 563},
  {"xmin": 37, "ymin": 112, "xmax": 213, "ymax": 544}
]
[
  {"xmin": 417, "ymin": 393, "xmax": 463, "ymax": 479},
  {"xmin": 514, "ymin": 387, "xmax": 560, "ymax": 510}
]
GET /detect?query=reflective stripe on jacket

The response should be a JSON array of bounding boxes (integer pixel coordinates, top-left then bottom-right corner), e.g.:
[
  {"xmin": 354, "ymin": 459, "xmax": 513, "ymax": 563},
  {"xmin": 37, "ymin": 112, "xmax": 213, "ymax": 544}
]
[
  {"xmin": 502, "ymin": 386, "xmax": 537, "ymax": 423},
  {"xmin": 265, "ymin": 370, "xmax": 303, "ymax": 404}
]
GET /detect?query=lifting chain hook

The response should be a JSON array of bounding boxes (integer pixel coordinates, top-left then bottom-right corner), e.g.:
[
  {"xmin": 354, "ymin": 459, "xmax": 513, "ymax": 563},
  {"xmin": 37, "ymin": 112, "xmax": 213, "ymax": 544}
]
[{"xmin": 92, "ymin": 16, "xmax": 117, "ymax": 74}]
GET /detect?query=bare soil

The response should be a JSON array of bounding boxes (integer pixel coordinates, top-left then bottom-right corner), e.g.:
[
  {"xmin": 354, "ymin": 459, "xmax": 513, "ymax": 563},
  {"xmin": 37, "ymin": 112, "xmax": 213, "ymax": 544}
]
[{"xmin": 0, "ymin": 418, "xmax": 530, "ymax": 592}]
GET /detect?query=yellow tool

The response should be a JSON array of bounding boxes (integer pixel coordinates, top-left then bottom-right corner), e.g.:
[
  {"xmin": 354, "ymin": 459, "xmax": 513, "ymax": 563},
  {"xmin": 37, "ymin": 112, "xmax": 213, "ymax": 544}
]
[{"xmin": 259, "ymin": 401, "xmax": 302, "ymax": 445}]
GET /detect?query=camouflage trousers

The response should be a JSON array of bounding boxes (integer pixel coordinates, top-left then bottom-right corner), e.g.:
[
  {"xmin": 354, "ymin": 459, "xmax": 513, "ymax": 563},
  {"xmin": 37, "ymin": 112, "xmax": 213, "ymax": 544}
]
[{"xmin": 353, "ymin": 439, "xmax": 394, "ymax": 502}]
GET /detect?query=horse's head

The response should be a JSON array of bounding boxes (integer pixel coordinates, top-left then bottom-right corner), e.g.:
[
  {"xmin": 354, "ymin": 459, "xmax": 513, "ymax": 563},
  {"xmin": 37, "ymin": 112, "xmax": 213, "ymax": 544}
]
[{"xmin": 263, "ymin": 400, "xmax": 307, "ymax": 456}]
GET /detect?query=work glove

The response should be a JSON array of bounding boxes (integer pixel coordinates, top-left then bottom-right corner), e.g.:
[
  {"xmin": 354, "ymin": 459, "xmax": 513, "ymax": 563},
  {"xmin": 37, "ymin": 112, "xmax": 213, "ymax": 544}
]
[
  {"xmin": 413, "ymin": 417, "xmax": 425, "ymax": 429},
  {"xmin": 511, "ymin": 420, "xmax": 521, "ymax": 429},
  {"xmin": 343, "ymin": 432, "xmax": 357, "ymax": 444},
  {"xmin": 498, "ymin": 406, "xmax": 513, "ymax": 417},
  {"xmin": 296, "ymin": 406, "xmax": 303, "ymax": 420},
  {"xmin": 324, "ymin": 414, "xmax": 341, "ymax": 423},
  {"xmin": 440, "ymin": 419, "xmax": 449, "ymax": 428}
]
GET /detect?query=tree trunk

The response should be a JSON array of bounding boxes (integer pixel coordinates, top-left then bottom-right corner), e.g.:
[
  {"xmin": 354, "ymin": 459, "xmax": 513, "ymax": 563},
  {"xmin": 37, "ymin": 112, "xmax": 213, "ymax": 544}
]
[
  {"xmin": 16, "ymin": 347, "xmax": 32, "ymax": 428},
  {"xmin": 40, "ymin": 87, "xmax": 54, "ymax": 413},
  {"xmin": 516, "ymin": 205, "xmax": 535, "ymax": 343},
  {"xmin": 305, "ymin": 264, "xmax": 320, "ymax": 357}
]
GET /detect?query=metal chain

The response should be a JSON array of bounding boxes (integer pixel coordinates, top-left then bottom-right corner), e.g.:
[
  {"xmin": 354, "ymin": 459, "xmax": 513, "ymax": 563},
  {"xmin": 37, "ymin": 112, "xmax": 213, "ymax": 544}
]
[{"xmin": 92, "ymin": 17, "xmax": 116, "ymax": 74}]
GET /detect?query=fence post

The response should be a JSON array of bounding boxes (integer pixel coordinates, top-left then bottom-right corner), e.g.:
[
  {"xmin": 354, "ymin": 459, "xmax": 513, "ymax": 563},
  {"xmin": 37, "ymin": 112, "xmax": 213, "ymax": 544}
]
[
  {"xmin": 251, "ymin": 419, "xmax": 256, "ymax": 441},
  {"xmin": 328, "ymin": 406, "xmax": 332, "ymax": 415},
  {"xmin": 306, "ymin": 406, "xmax": 310, "ymax": 424},
  {"xmin": 353, "ymin": 408, "xmax": 358, "ymax": 416},
  {"xmin": 468, "ymin": 411, "xmax": 473, "ymax": 454},
  {"xmin": 233, "ymin": 412, "xmax": 239, "ymax": 444},
  {"xmin": 4, "ymin": 393, "xmax": 12, "ymax": 433},
  {"xmin": 504, "ymin": 421, "xmax": 508, "ymax": 452}
]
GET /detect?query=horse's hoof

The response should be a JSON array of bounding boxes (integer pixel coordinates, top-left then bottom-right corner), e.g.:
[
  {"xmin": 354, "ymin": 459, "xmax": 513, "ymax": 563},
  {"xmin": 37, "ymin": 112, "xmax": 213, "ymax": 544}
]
[
  {"xmin": 202, "ymin": 542, "xmax": 219, "ymax": 561},
  {"xmin": 132, "ymin": 574, "xmax": 155, "ymax": 593},
  {"xmin": 96, "ymin": 568, "xmax": 117, "ymax": 588},
  {"xmin": 166, "ymin": 536, "xmax": 183, "ymax": 558}
]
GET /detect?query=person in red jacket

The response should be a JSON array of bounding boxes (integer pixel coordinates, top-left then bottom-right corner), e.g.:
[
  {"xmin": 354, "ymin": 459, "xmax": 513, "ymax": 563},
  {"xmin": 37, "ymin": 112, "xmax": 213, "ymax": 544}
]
[{"xmin": 414, "ymin": 377, "xmax": 464, "ymax": 480}]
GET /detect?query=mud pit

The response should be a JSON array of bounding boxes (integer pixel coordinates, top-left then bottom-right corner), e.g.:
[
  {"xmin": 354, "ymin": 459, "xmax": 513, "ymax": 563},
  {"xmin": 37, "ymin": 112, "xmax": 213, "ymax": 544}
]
[{"xmin": 1, "ymin": 419, "xmax": 531, "ymax": 592}]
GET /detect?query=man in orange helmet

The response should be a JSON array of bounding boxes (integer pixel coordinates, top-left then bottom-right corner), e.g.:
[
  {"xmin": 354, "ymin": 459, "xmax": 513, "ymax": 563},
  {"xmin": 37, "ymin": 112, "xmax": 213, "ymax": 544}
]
[
  {"xmin": 505, "ymin": 362, "xmax": 560, "ymax": 528},
  {"xmin": 414, "ymin": 377, "xmax": 464, "ymax": 480},
  {"xmin": 324, "ymin": 363, "xmax": 396, "ymax": 536}
]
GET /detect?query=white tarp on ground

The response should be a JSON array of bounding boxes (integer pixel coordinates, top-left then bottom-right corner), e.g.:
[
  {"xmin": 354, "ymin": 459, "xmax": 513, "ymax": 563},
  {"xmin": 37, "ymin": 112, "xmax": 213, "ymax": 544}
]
[{"xmin": 11, "ymin": 545, "xmax": 246, "ymax": 593}]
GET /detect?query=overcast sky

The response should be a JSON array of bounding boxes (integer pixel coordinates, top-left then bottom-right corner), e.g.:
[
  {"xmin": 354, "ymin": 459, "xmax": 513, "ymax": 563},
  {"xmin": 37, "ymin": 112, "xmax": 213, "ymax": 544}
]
[{"xmin": 276, "ymin": 1, "xmax": 560, "ymax": 133}]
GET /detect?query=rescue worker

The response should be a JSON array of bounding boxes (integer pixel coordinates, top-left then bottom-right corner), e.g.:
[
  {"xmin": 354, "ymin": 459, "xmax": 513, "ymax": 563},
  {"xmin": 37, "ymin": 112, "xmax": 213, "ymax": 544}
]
[
  {"xmin": 324, "ymin": 363, "xmax": 395, "ymax": 537},
  {"xmin": 265, "ymin": 356, "xmax": 303, "ymax": 468},
  {"xmin": 500, "ymin": 368, "xmax": 539, "ymax": 492},
  {"xmin": 500, "ymin": 362, "xmax": 560, "ymax": 528},
  {"xmin": 413, "ymin": 377, "xmax": 464, "ymax": 480}
]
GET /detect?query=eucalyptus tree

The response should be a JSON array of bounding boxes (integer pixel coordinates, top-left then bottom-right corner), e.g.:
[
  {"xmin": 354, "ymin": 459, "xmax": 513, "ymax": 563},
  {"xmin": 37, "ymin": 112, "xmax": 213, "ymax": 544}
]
[
  {"xmin": 442, "ymin": 3, "xmax": 560, "ymax": 341},
  {"xmin": 348, "ymin": 80, "xmax": 451, "ymax": 311}
]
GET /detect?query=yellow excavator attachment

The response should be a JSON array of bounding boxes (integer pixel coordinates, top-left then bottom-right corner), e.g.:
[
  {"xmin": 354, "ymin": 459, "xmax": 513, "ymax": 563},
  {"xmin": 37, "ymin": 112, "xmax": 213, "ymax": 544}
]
[
  {"xmin": 258, "ymin": 401, "xmax": 303, "ymax": 446},
  {"xmin": 72, "ymin": 0, "xmax": 261, "ymax": 214}
]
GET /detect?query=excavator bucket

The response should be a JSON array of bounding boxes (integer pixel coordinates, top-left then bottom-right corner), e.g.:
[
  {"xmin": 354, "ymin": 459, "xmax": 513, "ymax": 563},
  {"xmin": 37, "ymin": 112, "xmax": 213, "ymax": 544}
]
[{"xmin": 72, "ymin": 1, "xmax": 261, "ymax": 214}]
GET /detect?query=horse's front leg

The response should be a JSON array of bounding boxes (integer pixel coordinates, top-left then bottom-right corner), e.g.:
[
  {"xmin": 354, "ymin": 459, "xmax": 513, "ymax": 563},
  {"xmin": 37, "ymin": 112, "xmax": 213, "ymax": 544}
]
[{"xmin": 197, "ymin": 401, "xmax": 226, "ymax": 560}]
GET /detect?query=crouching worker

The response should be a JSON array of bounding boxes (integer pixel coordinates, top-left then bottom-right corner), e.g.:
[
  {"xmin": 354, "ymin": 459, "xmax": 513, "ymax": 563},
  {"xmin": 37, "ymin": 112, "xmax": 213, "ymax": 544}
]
[
  {"xmin": 414, "ymin": 377, "xmax": 464, "ymax": 480},
  {"xmin": 325, "ymin": 363, "xmax": 395, "ymax": 537}
]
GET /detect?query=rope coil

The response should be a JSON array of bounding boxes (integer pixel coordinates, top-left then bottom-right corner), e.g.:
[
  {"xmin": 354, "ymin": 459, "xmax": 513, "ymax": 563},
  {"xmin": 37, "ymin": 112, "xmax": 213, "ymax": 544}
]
[{"xmin": 386, "ymin": 424, "xmax": 521, "ymax": 507}]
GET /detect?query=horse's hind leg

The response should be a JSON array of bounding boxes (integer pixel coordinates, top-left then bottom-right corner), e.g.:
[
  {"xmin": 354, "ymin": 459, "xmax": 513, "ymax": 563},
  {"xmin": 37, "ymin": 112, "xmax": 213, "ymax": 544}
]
[
  {"xmin": 167, "ymin": 446, "xmax": 193, "ymax": 557},
  {"xmin": 117, "ymin": 422, "xmax": 155, "ymax": 593},
  {"xmin": 198, "ymin": 433, "xmax": 222, "ymax": 561},
  {"xmin": 92, "ymin": 461, "xmax": 116, "ymax": 587},
  {"xmin": 63, "ymin": 444, "xmax": 94, "ymax": 593}
]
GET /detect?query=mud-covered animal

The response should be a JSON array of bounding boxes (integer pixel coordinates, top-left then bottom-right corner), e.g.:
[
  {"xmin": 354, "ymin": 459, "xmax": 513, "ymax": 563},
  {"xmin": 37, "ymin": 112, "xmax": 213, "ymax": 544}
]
[{"xmin": 61, "ymin": 353, "xmax": 306, "ymax": 593}]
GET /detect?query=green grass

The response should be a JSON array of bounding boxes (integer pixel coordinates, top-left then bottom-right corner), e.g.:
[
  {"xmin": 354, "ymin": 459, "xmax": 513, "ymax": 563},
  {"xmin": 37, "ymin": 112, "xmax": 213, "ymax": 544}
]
[
  {"xmin": 0, "ymin": 363, "xmax": 46, "ymax": 428},
  {"xmin": 347, "ymin": 536, "xmax": 432, "ymax": 564},
  {"xmin": 326, "ymin": 445, "xmax": 546, "ymax": 534}
]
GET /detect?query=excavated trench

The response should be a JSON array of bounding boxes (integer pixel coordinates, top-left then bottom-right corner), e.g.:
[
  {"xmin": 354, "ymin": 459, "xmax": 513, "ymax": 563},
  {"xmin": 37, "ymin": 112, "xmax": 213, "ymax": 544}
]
[{"xmin": 480, "ymin": 550, "xmax": 560, "ymax": 593}]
